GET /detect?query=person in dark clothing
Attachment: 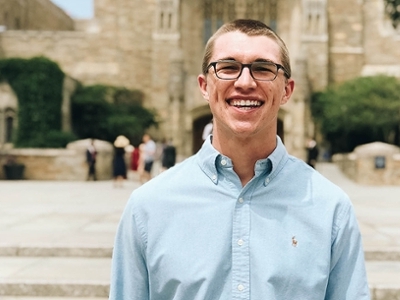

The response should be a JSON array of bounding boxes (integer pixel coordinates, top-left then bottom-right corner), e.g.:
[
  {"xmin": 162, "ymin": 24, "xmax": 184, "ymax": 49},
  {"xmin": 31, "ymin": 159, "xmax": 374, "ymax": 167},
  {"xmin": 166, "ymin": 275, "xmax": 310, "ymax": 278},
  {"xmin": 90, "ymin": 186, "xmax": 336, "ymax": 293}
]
[
  {"xmin": 306, "ymin": 138, "xmax": 319, "ymax": 168},
  {"xmin": 86, "ymin": 139, "xmax": 97, "ymax": 181},
  {"xmin": 161, "ymin": 139, "xmax": 176, "ymax": 171},
  {"xmin": 113, "ymin": 135, "xmax": 129, "ymax": 187}
]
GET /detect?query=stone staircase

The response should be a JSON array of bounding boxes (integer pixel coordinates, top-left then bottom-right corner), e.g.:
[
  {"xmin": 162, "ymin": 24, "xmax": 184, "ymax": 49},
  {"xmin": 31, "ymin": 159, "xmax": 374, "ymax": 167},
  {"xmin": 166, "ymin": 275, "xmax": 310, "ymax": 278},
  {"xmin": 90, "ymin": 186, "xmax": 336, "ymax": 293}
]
[
  {"xmin": 0, "ymin": 246, "xmax": 110, "ymax": 299},
  {"xmin": 1, "ymin": 246, "xmax": 400, "ymax": 299},
  {"xmin": 365, "ymin": 249, "xmax": 400, "ymax": 299}
]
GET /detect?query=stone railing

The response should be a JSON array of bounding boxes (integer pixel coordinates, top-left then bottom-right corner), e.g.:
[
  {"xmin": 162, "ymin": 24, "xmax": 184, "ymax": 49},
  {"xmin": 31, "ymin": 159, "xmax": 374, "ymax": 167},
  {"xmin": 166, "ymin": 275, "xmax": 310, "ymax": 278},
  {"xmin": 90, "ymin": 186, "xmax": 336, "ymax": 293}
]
[
  {"xmin": 332, "ymin": 142, "xmax": 400, "ymax": 185},
  {"xmin": 0, "ymin": 139, "xmax": 114, "ymax": 181}
]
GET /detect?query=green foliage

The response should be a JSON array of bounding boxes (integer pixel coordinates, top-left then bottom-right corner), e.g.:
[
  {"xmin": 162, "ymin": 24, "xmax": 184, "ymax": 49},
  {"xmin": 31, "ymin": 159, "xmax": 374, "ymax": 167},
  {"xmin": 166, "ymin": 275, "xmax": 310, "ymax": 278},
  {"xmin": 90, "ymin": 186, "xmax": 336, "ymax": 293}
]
[
  {"xmin": 385, "ymin": 0, "xmax": 400, "ymax": 29},
  {"xmin": 71, "ymin": 85, "xmax": 157, "ymax": 145},
  {"xmin": 0, "ymin": 56, "xmax": 74, "ymax": 148},
  {"xmin": 311, "ymin": 75, "xmax": 400, "ymax": 153}
]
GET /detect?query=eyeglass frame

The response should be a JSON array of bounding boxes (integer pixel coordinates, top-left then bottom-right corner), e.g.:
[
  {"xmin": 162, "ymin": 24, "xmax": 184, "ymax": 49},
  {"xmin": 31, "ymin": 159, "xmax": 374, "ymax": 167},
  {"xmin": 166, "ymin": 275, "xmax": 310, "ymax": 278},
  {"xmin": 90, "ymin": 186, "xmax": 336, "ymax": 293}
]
[{"xmin": 206, "ymin": 60, "xmax": 290, "ymax": 82}]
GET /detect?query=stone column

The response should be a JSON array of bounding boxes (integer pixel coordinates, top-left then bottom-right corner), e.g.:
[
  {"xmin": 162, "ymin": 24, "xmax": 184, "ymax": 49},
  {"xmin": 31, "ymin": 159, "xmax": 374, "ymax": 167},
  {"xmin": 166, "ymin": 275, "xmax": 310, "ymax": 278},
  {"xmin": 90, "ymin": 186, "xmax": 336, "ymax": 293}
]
[
  {"xmin": 168, "ymin": 48, "xmax": 185, "ymax": 155},
  {"xmin": 61, "ymin": 76, "xmax": 78, "ymax": 133}
]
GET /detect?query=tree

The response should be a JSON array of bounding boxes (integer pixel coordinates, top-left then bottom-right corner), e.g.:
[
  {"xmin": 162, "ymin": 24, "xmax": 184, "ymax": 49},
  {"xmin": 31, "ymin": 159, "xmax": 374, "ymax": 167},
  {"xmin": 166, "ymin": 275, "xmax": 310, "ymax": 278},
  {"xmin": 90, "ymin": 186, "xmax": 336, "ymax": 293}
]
[
  {"xmin": 311, "ymin": 75, "xmax": 400, "ymax": 154},
  {"xmin": 0, "ymin": 56, "xmax": 76, "ymax": 148},
  {"xmin": 71, "ymin": 85, "xmax": 157, "ymax": 145}
]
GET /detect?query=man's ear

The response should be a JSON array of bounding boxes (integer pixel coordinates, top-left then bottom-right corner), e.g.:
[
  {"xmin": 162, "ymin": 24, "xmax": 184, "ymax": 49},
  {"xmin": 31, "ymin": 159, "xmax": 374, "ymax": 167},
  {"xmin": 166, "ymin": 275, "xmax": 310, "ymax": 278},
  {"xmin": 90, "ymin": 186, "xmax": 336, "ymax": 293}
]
[
  {"xmin": 281, "ymin": 79, "xmax": 295, "ymax": 105},
  {"xmin": 198, "ymin": 74, "xmax": 209, "ymax": 101}
]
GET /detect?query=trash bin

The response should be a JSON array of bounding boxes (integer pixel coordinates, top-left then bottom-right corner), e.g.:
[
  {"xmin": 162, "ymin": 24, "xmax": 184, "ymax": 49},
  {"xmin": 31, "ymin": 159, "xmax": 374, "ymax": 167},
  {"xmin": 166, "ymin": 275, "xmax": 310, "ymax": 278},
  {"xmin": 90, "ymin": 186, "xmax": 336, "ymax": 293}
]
[{"xmin": 3, "ymin": 164, "xmax": 25, "ymax": 180}]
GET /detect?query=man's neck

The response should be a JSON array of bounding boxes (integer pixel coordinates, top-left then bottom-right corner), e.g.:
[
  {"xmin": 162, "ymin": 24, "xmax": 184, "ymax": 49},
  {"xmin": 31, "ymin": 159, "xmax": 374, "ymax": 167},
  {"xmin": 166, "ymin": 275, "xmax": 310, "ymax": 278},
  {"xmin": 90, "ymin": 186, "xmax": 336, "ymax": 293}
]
[{"xmin": 212, "ymin": 131, "xmax": 277, "ymax": 186}]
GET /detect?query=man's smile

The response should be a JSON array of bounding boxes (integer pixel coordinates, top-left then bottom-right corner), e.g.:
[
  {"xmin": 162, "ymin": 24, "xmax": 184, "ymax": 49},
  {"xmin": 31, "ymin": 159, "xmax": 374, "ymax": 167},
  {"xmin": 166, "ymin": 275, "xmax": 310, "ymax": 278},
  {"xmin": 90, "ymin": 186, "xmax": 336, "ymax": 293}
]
[{"xmin": 228, "ymin": 99, "xmax": 263, "ymax": 110}]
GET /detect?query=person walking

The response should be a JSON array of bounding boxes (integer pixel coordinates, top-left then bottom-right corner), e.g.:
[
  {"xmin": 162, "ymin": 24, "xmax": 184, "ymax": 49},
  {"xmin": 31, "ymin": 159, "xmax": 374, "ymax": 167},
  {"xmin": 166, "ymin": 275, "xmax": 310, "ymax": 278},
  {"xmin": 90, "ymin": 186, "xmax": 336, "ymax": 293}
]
[
  {"xmin": 110, "ymin": 19, "xmax": 369, "ymax": 299},
  {"xmin": 139, "ymin": 133, "xmax": 156, "ymax": 184}
]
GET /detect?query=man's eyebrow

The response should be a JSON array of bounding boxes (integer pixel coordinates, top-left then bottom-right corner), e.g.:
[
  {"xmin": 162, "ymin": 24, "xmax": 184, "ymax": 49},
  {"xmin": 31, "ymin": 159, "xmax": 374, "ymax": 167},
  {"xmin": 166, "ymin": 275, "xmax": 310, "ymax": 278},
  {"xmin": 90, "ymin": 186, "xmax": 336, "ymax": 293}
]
[
  {"xmin": 254, "ymin": 58, "xmax": 277, "ymax": 63},
  {"xmin": 216, "ymin": 57, "xmax": 236, "ymax": 61},
  {"xmin": 216, "ymin": 58, "xmax": 279, "ymax": 64}
]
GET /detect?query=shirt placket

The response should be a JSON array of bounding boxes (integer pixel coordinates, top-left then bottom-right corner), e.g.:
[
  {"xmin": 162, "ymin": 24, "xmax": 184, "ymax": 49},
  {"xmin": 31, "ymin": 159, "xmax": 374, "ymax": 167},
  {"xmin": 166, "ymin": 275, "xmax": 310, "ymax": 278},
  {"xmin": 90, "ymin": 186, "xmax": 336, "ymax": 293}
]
[{"xmin": 232, "ymin": 190, "xmax": 251, "ymax": 299}]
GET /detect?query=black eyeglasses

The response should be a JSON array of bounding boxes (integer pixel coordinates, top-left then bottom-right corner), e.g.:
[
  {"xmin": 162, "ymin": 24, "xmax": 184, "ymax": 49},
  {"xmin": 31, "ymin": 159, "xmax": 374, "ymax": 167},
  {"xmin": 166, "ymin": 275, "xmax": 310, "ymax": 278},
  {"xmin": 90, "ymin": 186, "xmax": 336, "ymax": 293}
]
[{"xmin": 207, "ymin": 60, "xmax": 289, "ymax": 81}]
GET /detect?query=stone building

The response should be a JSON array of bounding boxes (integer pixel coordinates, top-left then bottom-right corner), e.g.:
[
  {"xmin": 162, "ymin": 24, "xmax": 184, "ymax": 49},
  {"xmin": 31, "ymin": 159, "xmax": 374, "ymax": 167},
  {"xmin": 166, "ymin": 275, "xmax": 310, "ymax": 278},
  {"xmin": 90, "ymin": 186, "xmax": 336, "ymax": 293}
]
[{"xmin": 0, "ymin": 0, "xmax": 399, "ymax": 160}]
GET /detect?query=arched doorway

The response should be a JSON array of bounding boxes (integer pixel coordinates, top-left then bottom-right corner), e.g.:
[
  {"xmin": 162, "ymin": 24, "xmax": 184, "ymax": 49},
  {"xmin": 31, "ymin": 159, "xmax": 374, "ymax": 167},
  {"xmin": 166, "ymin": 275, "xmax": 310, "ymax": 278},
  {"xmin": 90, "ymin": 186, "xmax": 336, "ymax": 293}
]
[
  {"xmin": 192, "ymin": 114, "xmax": 213, "ymax": 154},
  {"xmin": 192, "ymin": 116, "xmax": 285, "ymax": 154},
  {"xmin": 277, "ymin": 118, "xmax": 284, "ymax": 143}
]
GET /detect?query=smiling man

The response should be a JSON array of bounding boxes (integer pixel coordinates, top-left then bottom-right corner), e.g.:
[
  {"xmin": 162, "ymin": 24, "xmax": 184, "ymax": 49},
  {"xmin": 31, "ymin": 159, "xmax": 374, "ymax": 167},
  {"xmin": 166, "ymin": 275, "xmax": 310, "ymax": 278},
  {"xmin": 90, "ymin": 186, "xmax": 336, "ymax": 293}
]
[{"xmin": 109, "ymin": 19, "xmax": 370, "ymax": 300}]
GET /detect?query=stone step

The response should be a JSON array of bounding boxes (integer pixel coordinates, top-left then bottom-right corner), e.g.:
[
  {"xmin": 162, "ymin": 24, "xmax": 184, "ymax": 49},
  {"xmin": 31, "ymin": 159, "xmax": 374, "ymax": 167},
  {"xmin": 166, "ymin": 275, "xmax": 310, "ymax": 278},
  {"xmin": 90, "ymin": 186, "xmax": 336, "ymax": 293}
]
[
  {"xmin": 365, "ymin": 248, "xmax": 400, "ymax": 261},
  {"xmin": 2, "ymin": 245, "xmax": 400, "ymax": 261},
  {"xmin": 0, "ymin": 246, "xmax": 112, "ymax": 258},
  {"xmin": 0, "ymin": 257, "xmax": 110, "ymax": 297},
  {"xmin": 0, "ymin": 296, "xmax": 108, "ymax": 300},
  {"xmin": 367, "ymin": 260, "xmax": 400, "ymax": 300},
  {"xmin": 1, "ymin": 256, "xmax": 400, "ymax": 299}
]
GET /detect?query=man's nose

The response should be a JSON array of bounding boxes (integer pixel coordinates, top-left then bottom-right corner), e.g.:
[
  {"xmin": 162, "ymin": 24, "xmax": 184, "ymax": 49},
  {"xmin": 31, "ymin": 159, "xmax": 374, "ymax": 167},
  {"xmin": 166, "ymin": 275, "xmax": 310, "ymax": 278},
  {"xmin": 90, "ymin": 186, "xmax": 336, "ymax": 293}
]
[{"xmin": 235, "ymin": 66, "xmax": 256, "ymax": 87}]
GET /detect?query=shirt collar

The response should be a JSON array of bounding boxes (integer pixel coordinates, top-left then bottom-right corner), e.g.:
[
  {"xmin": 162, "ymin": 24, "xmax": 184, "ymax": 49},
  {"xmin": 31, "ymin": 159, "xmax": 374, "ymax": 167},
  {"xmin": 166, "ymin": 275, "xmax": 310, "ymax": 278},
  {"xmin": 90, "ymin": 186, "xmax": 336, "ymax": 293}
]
[{"xmin": 197, "ymin": 135, "xmax": 289, "ymax": 184}]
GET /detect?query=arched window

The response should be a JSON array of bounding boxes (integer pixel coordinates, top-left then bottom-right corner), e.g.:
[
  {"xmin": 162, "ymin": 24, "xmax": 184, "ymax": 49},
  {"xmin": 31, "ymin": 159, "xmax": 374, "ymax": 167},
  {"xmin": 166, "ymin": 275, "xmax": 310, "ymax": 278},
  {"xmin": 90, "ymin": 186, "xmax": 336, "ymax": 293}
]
[
  {"xmin": 4, "ymin": 109, "xmax": 16, "ymax": 144},
  {"xmin": 6, "ymin": 115, "xmax": 13, "ymax": 143}
]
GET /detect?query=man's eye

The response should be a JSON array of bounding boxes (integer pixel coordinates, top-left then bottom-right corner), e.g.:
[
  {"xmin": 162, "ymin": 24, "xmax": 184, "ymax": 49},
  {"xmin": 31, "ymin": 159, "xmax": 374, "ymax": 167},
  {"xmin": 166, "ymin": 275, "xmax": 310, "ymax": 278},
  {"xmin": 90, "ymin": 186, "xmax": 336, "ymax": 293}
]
[
  {"xmin": 253, "ymin": 65, "xmax": 274, "ymax": 72},
  {"xmin": 219, "ymin": 64, "xmax": 239, "ymax": 71}
]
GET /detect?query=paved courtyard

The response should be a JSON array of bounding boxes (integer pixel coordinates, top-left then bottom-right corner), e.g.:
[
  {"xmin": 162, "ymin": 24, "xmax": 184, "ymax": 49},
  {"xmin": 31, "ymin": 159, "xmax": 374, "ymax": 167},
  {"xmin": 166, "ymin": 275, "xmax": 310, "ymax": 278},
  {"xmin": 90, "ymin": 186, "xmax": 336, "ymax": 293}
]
[{"xmin": 0, "ymin": 163, "xmax": 399, "ymax": 299}]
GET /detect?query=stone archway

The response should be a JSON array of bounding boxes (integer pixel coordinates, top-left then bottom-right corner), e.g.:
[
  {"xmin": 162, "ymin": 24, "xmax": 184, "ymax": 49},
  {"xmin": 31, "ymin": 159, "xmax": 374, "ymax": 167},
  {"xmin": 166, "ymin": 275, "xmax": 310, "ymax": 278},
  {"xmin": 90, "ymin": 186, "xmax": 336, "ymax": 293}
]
[
  {"xmin": 193, "ymin": 114, "xmax": 213, "ymax": 154},
  {"xmin": 0, "ymin": 82, "xmax": 18, "ymax": 148},
  {"xmin": 192, "ymin": 113, "xmax": 285, "ymax": 154},
  {"xmin": 277, "ymin": 118, "xmax": 284, "ymax": 143}
]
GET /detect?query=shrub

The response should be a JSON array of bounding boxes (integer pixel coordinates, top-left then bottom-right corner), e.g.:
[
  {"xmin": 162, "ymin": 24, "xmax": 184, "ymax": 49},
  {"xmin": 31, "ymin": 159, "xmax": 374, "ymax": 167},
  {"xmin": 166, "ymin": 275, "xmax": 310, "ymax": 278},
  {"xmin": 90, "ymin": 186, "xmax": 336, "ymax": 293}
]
[
  {"xmin": 71, "ymin": 85, "xmax": 157, "ymax": 144},
  {"xmin": 0, "ymin": 56, "xmax": 69, "ymax": 148},
  {"xmin": 311, "ymin": 75, "xmax": 400, "ymax": 153}
]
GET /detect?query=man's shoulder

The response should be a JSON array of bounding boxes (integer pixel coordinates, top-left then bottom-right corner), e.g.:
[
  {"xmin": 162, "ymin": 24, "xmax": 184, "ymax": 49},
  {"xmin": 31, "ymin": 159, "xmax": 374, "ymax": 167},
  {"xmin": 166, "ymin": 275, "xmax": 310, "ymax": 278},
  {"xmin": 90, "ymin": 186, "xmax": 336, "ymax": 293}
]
[
  {"xmin": 138, "ymin": 155, "xmax": 197, "ymax": 186},
  {"xmin": 284, "ymin": 156, "xmax": 350, "ymax": 201}
]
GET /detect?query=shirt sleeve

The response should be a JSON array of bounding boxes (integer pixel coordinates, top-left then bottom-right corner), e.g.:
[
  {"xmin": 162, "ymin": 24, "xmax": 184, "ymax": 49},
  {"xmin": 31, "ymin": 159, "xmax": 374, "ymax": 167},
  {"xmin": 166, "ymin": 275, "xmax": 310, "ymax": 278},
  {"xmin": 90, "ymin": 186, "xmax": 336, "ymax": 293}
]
[
  {"xmin": 109, "ymin": 200, "xmax": 149, "ymax": 300},
  {"xmin": 325, "ymin": 201, "xmax": 370, "ymax": 299}
]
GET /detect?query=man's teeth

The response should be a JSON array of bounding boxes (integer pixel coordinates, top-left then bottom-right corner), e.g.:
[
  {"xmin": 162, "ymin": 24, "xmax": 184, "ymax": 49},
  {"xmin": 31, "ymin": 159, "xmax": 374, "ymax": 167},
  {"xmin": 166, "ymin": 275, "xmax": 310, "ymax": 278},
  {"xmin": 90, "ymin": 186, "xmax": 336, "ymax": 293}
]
[{"xmin": 231, "ymin": 100, "xmax": 262, "ymax": 107}]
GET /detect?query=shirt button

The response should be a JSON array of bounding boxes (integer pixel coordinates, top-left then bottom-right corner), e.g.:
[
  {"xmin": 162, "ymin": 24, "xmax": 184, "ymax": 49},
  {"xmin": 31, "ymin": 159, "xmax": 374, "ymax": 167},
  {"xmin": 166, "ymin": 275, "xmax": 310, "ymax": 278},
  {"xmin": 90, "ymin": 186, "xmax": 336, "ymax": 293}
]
[
  {"xmin": 238, "ymin": 284, "xmax": 245, "ymax": 291},
  {"xmin": 238, "ymin": 239, "xmax": 244, "ymax": 246},
  {"xmin": 238, "ymin": 197, "xmax": 244, "ymax": 203},
  {"xmin": 212, "ymin": 174, "xmax": 217, "ymax": 180},
  {"xmin": 221, "ymin": 159, "xmax": 227, "ymax": 166},
  {"xmin": 265, "ymin": 177, "xmax": 270, "ymax": 184}
]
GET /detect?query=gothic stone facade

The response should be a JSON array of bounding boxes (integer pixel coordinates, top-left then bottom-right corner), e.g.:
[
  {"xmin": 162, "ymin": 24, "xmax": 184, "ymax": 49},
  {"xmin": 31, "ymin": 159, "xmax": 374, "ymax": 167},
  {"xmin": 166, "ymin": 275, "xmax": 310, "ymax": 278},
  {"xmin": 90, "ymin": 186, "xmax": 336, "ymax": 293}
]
[{"xmin": 0, "ymin": 0, "xmax": 399, "ymax": 160}]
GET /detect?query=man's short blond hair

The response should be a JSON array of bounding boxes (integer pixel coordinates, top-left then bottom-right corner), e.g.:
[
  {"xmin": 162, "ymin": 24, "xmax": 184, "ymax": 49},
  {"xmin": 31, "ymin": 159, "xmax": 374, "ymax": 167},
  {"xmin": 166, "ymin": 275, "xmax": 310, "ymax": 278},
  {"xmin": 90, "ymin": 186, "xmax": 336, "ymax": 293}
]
[{"xmin": 201, "ymin": 19, "xmax": 291, "ymax": 79}]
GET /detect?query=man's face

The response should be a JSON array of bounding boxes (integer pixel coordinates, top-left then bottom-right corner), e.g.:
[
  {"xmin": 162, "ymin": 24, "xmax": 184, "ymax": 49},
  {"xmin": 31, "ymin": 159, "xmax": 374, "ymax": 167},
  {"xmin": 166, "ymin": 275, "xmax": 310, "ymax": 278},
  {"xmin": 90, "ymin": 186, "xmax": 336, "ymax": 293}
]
[{"xmin": 198, "ymin": 31, "xmax": 294, "ymax": 140}]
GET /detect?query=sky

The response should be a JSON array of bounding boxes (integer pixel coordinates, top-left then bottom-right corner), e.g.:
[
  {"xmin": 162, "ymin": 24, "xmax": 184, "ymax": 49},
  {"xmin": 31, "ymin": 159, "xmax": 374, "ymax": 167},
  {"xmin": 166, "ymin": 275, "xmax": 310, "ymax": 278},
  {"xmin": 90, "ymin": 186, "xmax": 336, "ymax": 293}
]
[{"xmin": 50, "ymin": 0, "xmax": 94, "ymax": 19}]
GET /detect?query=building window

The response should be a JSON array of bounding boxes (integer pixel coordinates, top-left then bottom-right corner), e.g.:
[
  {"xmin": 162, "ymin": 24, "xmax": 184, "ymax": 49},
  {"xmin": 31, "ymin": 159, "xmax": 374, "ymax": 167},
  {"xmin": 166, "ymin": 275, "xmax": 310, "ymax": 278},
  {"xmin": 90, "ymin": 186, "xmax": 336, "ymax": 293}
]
[
  {"xmin": 5, "ymin": 115, "xmax": 13, "ymax": 143},
  {"xmin": 203, "ymin": 0, "xmax": 278, "ymax": 44},
  {"xmin": 157, "ymin": 0, "xmax": 177, "ymax": 32}
]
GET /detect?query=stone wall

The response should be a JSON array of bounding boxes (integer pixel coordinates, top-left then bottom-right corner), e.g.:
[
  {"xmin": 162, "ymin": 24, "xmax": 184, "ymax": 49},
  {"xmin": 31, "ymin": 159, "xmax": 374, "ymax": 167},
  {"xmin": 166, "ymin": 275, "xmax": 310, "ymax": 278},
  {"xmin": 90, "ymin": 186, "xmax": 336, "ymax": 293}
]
[
  {"xmin": 0, "ymin": 139, "xmax": 115, "ymax": 181},
  {"xmin": 361, "ymin": 0, "xmax": 400, "ymax": 78},
  {"xmin": 0, "ymin": 0, "xmax": 74, "ymax": 31},
  {"xmin": 1, "ymin": 0, "xmax": 399, "ymax": 163},
  {"xmin": 333, "ymin": 142, "xmax": 400, "ymax": 185}
]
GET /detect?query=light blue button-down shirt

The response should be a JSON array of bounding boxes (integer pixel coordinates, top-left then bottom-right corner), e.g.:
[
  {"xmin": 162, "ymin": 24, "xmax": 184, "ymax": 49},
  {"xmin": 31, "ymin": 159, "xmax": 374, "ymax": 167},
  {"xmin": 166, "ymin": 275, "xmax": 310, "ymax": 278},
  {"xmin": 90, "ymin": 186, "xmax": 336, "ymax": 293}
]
[{"xmin": 109, "ymin": 136, "xmax": 370, "ymax": 299}]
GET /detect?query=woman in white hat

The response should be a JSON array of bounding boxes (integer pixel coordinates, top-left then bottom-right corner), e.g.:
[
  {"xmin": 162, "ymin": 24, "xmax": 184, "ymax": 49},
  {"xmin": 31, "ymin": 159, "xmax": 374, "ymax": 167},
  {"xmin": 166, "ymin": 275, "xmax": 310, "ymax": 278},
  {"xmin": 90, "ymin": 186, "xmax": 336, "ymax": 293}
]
[{"xmin": 113, "ymin": 135, "xmax": 129, "ymax": 187}]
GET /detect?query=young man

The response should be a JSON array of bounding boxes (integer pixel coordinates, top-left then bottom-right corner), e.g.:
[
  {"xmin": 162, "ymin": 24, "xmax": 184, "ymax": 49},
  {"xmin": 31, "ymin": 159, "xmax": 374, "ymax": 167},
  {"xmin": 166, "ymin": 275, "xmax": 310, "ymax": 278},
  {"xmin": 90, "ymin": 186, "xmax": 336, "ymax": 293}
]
[
  {"xmin": 109, "ymin": 19, "xmax": 369, "ymax": 299},
  {"xmin": 139, "ymin": 133, "xmax": 156, "ymax": 184}
]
